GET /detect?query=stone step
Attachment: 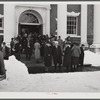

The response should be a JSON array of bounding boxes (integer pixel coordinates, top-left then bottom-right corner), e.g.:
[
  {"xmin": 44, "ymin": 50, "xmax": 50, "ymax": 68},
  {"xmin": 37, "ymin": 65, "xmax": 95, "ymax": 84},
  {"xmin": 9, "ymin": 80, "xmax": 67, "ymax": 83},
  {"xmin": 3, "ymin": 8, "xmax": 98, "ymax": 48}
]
[
  {"xmin": 28, "ymin": 66, "xmax": 45, "ymax": 74},
  {"xmin": 83, "ymin": 64, "xmax": 92, "ymax": 67}
]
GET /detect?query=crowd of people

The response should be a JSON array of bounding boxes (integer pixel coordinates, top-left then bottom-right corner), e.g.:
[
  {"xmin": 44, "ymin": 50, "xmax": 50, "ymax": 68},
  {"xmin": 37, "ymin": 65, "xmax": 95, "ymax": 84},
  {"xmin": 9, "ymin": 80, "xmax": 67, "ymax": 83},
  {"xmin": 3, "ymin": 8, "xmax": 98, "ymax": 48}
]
[{"xmin": 0, "ymin": 32, "xmax": 85, "ymax": 74}]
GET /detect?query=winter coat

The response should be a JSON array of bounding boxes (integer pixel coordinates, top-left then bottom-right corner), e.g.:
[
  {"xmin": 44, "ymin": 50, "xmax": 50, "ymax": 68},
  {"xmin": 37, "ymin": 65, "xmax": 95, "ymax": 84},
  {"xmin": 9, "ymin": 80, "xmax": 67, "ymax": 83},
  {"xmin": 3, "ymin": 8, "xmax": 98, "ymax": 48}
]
[
  {"xmin": 63, "ymin": 45, "xmax": 71, "ymax": 67},
  {"xmin": 34, "ymin": 42, "xmax": 40, "ymax": 59},
  {"xmin": 1, "ymin": 46, "xmax": 10, "ymax": 60},
  {"xmin": 79, "ymin": 47, "xmax": 84, "ymax": 66},
  {"xmin": 44, "ymin": 44, "xmax": 52, "ymax": 66},
  {"xmin": 52, "ymin": 45, "xmax": 62, "ymax": 65},
  {"xmin": 71, "ymin": 45, "xmax": 81, "ymax": 57},
  {"xmin": 0, "ymin": 51, "xmax": 6, "ymax": 75}
]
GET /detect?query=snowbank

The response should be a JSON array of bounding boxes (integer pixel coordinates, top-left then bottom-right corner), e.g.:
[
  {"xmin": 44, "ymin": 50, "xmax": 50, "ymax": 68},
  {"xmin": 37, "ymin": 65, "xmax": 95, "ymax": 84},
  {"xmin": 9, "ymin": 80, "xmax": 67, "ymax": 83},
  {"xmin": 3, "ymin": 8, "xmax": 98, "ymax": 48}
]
[
  {"xmin": 84, "ymin": 50, "xmax": 100, "ymax": 66},
  {"xmin": 0, "ymin": 51, "xmax": 100, "ymax": 92},
  {"xmin": 0, "ymin": 56, "xmax": 30, "ymax": 92},
  {"xmin": 27, "ymin": 71, "xmax": 100, "ymax": 92}
]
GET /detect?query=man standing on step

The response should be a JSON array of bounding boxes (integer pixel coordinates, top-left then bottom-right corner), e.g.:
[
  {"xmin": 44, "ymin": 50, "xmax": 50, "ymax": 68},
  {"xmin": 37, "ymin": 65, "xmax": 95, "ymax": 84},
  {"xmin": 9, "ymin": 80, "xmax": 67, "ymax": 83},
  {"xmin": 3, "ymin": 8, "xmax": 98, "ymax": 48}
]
[
  {"xmin": 44, "ymin": 41, "xmax": 52, "ymax": 72},
  {"xmin": 52, "ymin": 41, "xmax": 62, "ymax": 72}
]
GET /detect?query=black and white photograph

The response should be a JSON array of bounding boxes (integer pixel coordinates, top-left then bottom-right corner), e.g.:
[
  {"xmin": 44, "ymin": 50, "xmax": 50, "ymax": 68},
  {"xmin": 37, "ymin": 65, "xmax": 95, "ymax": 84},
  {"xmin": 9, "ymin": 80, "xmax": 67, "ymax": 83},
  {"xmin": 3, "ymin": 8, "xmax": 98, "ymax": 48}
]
[{"xmin": 0, "ymin": 1, "xmax": 100, "ymax": 98}]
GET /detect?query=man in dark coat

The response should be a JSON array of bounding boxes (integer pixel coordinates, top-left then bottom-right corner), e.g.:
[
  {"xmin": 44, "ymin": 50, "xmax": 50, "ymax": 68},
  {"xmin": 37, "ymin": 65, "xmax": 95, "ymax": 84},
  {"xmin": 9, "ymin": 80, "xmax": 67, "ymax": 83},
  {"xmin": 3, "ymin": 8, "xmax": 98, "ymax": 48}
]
[
  {"xmin": 0, "ymin": 50, "xmax": 6, "ymax": 80},
  {"xmin": 1, "ymin": 42, "xmax": 10, "ymax": 60},
  {"xmin": 22, "ymin": 34, "xmax": 27, "ymax": 54},
  {"xmin": 52, "ymin": 41, "xmax": 63, "ymax": 71},
  {"xmin": 63, "ymin": 43, "xmax": 72, "ymax": 72},
  {"xmin": 10, "ymin": 38, "xmax": 14, "ymax": 55},
  {"xmin": 79, "ymin": 44, "xmax": 85, "ymax": 67},
  {"xmin": 44, "ymin": 41, "xmax": 52, "ymax": 72},
  {"xmin": 25, "ymin": 37, "xmax": 34, "ymax": 61},
  {"xmin": 14, "ymin": 39, "xmax": 21, "ymax": 60}
]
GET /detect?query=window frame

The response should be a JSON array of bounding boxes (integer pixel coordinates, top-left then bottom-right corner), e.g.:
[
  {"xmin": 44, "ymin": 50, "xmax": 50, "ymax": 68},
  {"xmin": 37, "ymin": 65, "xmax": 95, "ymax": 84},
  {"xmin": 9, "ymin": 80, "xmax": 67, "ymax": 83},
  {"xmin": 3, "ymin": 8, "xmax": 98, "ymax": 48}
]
[
  {"xmin": 0, "ymin": 17, "xmax": 4, "ymax": 30},
  {"xmin": 67, "ymin": 11, "xmax": 80, "ymax": 37},
  {"xmin": 0, "ymin": 14, "xmax": 4, "ymax": 36}
]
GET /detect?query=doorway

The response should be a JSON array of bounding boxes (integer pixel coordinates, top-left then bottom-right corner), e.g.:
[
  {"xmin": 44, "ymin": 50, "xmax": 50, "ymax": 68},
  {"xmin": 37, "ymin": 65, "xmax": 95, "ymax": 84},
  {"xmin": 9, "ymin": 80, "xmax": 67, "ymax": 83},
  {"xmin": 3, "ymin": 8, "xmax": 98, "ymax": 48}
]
[{"xmin": 18, "ymin": 23, "xmax": 43, "ymax": 36}]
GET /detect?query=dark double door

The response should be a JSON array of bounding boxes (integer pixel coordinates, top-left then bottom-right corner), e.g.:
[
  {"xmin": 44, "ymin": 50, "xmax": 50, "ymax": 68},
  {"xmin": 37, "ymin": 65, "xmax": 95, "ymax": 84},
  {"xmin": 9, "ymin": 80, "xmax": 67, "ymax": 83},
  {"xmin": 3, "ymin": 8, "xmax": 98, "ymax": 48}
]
[{"xmin": 18, "ymin": 23, "xmax": 43, "ymax": 36}]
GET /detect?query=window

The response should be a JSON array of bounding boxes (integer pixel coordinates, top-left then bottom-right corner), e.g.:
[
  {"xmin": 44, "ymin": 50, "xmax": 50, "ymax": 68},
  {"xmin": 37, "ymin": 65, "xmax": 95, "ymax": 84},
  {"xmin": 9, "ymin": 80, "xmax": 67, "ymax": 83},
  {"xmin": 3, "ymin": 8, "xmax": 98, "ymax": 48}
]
[
  {"xmin": 0, "ymin": 18, "xmax": 3, "ymax": 28},
  {"xmin": 67, "ymin": 16, "xmax": 78, "ymax": 35}
]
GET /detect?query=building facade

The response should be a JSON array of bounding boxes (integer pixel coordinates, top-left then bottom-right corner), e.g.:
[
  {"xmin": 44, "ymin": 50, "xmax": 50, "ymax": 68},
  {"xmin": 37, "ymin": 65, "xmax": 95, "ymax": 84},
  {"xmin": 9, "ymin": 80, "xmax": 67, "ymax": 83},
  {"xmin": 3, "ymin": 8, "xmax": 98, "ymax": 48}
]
[{"xmin": 0, "ymin": 3, "xmax": 99, "ymax": 52}]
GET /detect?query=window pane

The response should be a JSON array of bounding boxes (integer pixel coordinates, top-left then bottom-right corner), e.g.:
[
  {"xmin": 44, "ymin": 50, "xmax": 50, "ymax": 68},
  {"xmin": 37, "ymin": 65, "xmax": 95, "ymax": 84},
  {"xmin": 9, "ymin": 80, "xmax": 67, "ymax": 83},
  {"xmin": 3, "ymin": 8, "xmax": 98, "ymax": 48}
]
[
  {"xmin": 67, "ymin": 16, "xmax": 77, "ymax": 35},
  {"xmin": 0, "ymin": 19, "xmax": 2, "ymax": 27}
]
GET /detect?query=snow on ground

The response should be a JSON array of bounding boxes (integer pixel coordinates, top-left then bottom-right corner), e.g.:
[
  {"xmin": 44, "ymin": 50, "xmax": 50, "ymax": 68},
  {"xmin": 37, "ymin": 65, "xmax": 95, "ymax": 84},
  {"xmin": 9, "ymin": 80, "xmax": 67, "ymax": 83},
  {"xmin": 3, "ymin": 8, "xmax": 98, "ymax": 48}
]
[
  {"xmin": 84, "ymin": 50, "xmax": 100, "ymax": 66},
  {"xmin": 0, "ymin": 50, "xmax": 100, "ymax": 92},
  {"xmin": 0, "ymin": 56, "xmax": 30, "ymax": 92}
]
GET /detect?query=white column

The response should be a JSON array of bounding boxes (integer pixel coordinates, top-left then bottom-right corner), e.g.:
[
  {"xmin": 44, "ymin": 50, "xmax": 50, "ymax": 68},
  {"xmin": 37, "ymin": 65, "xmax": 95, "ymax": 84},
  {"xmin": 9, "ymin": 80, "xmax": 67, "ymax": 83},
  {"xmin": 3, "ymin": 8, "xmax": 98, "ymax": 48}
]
[
  {"xmin": 57, "ymin": 4, "xmax": 67, "ymax": 41},
  {"xmin": 90, "ymin": 5, "xmax": 100, "ymax": 52},
  {"xmin": 81, "ymin": 4, "xmax": 87, "ymax": 45},
  {"xmin": 93, "ymin": 5, "xmax": 100, "ymax": 44},
  {"xmin": 4, "ymin": 4, "xmax": 15, "ymax": 45},
  {"xmin": 43, "ymin": 23, "xmax": 46, "ymax": 35},
  {"xmin": 46, "ymin": 8, "xmax": 50, "ymax": 36}
]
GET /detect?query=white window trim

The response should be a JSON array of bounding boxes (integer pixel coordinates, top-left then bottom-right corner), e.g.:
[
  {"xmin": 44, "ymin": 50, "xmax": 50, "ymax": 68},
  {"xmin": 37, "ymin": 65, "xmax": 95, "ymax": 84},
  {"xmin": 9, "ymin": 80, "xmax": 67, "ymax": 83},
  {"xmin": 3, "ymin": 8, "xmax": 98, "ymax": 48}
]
[
  {"xmin": 67, "ymin": 34, "xmax": 81, "ymax": 38},
  {"xmin": 67, "ymin": 11, "xmax": 80, "ymax": 37},
  {"xmin": 67, "ymin": 11, "xmax": 80, "ymax": 17},
  {"xmin": 0, "ymin": 33, "xmax": 4, "ymax": 35}
]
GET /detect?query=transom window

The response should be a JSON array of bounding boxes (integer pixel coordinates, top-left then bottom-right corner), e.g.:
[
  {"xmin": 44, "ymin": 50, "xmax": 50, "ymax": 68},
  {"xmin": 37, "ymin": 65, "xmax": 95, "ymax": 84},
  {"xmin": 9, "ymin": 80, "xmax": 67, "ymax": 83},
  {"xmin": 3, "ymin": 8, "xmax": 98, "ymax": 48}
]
[
  {"xmin": 67, "ymin": 16, "xmax": 78, "ymax": 35},
  {"xmin": 20, "ymin": 13, "xmax": 39, "ymax": 23}
]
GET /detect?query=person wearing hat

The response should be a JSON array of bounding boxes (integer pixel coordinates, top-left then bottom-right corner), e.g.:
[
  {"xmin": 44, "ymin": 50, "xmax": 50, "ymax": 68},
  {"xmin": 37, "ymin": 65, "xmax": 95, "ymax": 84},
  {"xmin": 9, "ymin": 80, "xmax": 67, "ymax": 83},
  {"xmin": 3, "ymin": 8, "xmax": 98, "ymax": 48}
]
[
  {"xmin": 0, "ymin": 50, "xmax": 6, "ymax": 81},
  {"xmin": 71, "ymin": 42, "xmax": 81, "ymax": 71},
  {"xmin": 52, "ymin": 41, "xmax": 63, "ymax": 72},
  {"xmin": 79, "ymin": 44, "xmax": 85, "ymax": 67},
  {"xmin": 63, "ymin": 42, "xmax": 72, "ymax": 72},
  {"xmin": 13, "ymin": 38, "xmax": 21, "ymax": 60},
  {"xmin": 44, "ymin": 41, "xmax": 52, "ymax": 72},
  {"xmin": 58, "ymin": 36, "xmax": 63, "ymax": 53},
  {"xmin": 34, "ymin": 40, "xmax": 41, "ymax": 63},
  {"xmin": 1, "ymin": 42, "xmax": 10, "ymax": 60}
]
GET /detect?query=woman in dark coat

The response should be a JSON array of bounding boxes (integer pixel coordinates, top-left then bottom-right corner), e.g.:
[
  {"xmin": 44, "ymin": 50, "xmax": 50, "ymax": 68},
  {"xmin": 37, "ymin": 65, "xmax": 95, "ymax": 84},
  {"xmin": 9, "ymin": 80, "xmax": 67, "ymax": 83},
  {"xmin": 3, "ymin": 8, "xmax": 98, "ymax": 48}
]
[
  {"xmin": 44, "ymin": 41, "xmax": 52, "ymax": 72},
  {"xmin": 52, "ymin": 41, "xmax": 62, "ymax": 71},
  {"xmin": 0, "ymin": 50, "xmax": 6, "ymax": 80},
  {"xmin": 71, "ymin": 42, "xmax": 81, "ymax": 71},
  {"xmin": 63, "ymin": 43, "xmax": 72, "ymax": 72}
]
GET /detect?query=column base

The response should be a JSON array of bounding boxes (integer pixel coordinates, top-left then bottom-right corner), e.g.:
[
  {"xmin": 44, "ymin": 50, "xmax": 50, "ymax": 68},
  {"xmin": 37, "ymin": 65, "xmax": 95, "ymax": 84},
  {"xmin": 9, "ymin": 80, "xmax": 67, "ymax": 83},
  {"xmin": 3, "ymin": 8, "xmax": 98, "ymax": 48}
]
[{"xmin": 90, "ymin": 43, "xmax": 100, "ymax": 53}]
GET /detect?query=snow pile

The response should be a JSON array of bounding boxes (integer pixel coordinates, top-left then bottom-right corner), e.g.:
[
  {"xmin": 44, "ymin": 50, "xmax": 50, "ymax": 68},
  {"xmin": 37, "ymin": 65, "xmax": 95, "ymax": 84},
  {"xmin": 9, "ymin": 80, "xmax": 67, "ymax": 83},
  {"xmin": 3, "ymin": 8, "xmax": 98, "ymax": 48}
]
[
  {"xmin": 0, "ymin": 56, "xmax": 30, "ymax": 92},
  {"xmin": 0, "ymin": 51, "xmax": 100, "ymax": 92},
  {"xmin": 84, "ymin": 50, "xmax": 100, "ymax": 66},
  {"xmin": 26, "ymin": 72, "xmax": 100, "ymax": 92}
]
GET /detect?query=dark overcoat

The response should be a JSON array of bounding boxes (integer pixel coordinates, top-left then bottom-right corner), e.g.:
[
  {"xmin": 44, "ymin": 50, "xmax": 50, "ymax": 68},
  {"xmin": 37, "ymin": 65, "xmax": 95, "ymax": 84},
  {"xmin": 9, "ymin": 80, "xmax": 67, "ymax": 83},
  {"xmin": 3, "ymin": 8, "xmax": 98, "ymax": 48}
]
[
  {"xmin": 1, "ymin": 46, "xmax": 10, "ymax": 60},
  {"xmin": 79, "ymin": 47, "xmax": 84, "ymax": 66},
  {"xmin": 25, "ymin": 39, "xmax": 33, "ymax": 56},
  {"xmin": 0, "ymin": 51, "xmax": 6, "ymax": 75},
  {"xmin": 14, "ymin": 42, "xmax": 20, "ymax": 60},
  {"xmin": 44, "ymin": 45, "xmax": 52, "ymax": 66},
  {"xmin": 63, "ymin": 46, "xmax": 71, "ymax": 67},
  {"xmin": 52, "ymin": 46, "xmax": 62, "ymax": 65}
]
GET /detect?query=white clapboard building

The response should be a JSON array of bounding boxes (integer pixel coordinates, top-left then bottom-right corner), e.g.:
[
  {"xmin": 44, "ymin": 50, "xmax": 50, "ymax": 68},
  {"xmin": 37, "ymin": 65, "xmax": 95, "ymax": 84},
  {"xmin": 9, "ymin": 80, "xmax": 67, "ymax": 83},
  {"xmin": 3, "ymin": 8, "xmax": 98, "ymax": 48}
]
[{"xmin": 0, "ymin": 3, "xmax": 100, "ymax": 52}]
